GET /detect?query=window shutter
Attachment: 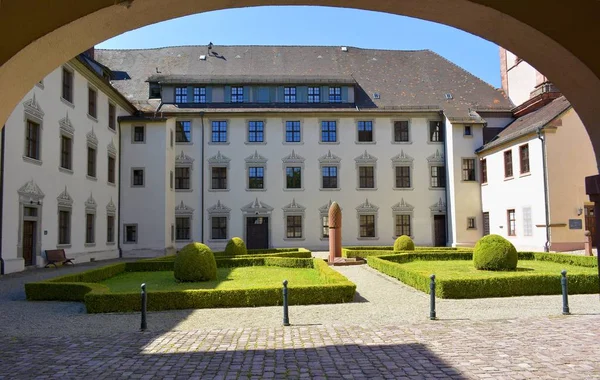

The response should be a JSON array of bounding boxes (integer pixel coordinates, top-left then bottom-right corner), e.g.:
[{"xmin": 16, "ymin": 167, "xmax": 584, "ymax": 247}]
[
  {"xmin": 243, "ymin": 86, "xmax": 251, "ymax": 102},
  {"xmin": 297, "ymin": 86, "xmax": 308, "ymax": 103},
  {"xmin": 187, "ymin": 86, "xmax": 194, "ymax": 102},
  {"xmin": 258, "ymin": 87, "xmax": 269, "ymax": 103},
  {"xmin": 269, "ymin": 86, "xmax": 276, "ymax": 102},
  {"xmin": 224, "ymin": 86, "xmax": 231, "ymax": 103},
  {"xmin": 277, "ymin": 86, "xmax": 284, "ymax": 102},
  {"xmin": 341, "ymin": 87, "xmax": 348, "ymax": 103},
  {"xmin": 206, "ymin": 87, "xmax": 212, "ymax": 103},
  {"xmin": 321, "ymin": 86, "xmax": 329, "ymax": 103},
  {"xmin": 252, "ymin": 87, "xmax": 259, "ymax": 102}
]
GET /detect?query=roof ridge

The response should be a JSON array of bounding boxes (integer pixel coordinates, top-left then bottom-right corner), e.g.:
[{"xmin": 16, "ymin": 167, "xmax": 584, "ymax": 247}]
[{"xmin": 95, "ymin": 44, "xmax": 431, "ymax": 53}]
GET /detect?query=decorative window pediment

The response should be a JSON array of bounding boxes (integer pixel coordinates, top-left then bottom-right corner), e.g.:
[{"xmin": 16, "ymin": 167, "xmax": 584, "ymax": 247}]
[
  {"xmin": 319, "ymin": 199, "xmax": 337, "ymax": 214},
  {"xmin": 106, "ymin": 198, "xmax": 116, "ymax": 215},
  {"xmin": 282, "ymin": 150, "xmax": 305, "ymax": 165},
  {"xmin": 427, "ymin": 149, "xmax": 444, "ymax": 164},
  {"xmin": 245, "ymin": 150, "xmax": 268, "ymax": 165},
  {"xmin": 356, "ymin": 198, "xmax": 379, "ymax": 213},
  {"xmin": 430, "ymin": 198, "xmax": 447, "ymax": 214},
  {"xmin": 282, "ymin": 198, "xmax": 306, "ymax": 213},
  {"xmin": 107, "ymin": 139, "xmax": 117, "ymax": 157},
  {"xmin": 176, "ymin": 150, "xmax": 195, "ymax": 166},
  {"xmin": 23, "ymin": 94, "xmax": 44, "ymax": 120},
  {"xmin": 354, "ymin": 150, "xmax": 377, "ymax": 164},
  {"xmin": 391, "ymin": 150, "xmax": 414, "ymax": 166},
  {"xmin": 175, "ymin": 200, "xmax": 194, "ymax": 216},
  {"xmin": 57, "ymin": 186, "xmax": 73, "ymax": 208},
  {"xmin": 208, "ymin": 151, "xmax": 231, "ymax": 166},
  {"xmin": 241, "ymin": 198, "xmax": 273, "ymax": 215},
  {"xmin": 59, "ymin": 112, "xmax": 74, "ymax": 137},
  {"xmin": 207, "ymin": 200, "xmax": 231, "ymax": 218},
  {"xmin": 18, "ymin": 179, "xmax": 45, "ymax": 204},
  {"xmin": 318, "ymin": 150, "xmax": 341, "ymax": 164},
  {"xmin": 86, "ymin": 128, "xmax": 98, "ymax": 148},
  {"xmin": 85, "ymin": 193, "xmax": 97, "ymax": 212},
  {"xmin": 392, "ymin": 198, "xmax": 414, "ymax": 213}
]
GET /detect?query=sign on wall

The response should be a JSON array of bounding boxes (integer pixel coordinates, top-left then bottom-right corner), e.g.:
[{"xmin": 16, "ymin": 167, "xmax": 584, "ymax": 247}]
[{"xmin": 568, "ymin": 219, "xmax": 583, "ymax": 230}]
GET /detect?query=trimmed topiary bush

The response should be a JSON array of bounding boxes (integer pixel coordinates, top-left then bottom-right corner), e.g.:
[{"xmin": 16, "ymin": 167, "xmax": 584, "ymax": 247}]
[
  {"xmin": 473, "ymin": 234, "xmax": 517, "ymax": 271},
  {"xmin": 394, "ymin": 235, "xmax": 415, "ymax": 251},
  {"xmin": 174, "ymin": 243, "xmax": 217, "ymax": 282},
  {"xmin": 225, "ymin": 237, "xmax": 247, "ymax": 256}
]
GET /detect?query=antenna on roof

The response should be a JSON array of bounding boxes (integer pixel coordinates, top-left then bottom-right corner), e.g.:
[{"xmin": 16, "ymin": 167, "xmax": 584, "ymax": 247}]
[{"xmin": 155, "ymin": 67, "xmax": 161, "ymax": 73}]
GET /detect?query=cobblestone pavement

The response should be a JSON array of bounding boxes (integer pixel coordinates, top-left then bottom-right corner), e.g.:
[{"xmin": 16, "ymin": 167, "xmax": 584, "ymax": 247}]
[{"xmin": 1, "ymin": 316, "xmax": 599, "ymax": 379}]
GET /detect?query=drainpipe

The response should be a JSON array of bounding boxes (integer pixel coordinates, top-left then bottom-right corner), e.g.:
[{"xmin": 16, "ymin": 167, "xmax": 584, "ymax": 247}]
[
  {"xmin": 200, "ymin": 112, "xmax": 205, "ymax": 243},
  {"xmin": 537, "ymin": 127, "xmax": 551, "ymax": 252},
  {"xmin": 117, "ymin": 120, "xmax": 122, "ymax": 258},
  {"xmin": 0, "ymin": 127, "xmax": 5, "ymax": 274}
]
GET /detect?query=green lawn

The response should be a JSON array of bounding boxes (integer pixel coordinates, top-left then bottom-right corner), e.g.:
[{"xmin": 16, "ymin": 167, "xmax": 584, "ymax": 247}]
[
  {"xmin": 400, "ymin": 259, "xmax": 597, "ymax": 279},
  {"xmin": 101, "ymin": 266, "xmax": 326, "ymax": 293}
]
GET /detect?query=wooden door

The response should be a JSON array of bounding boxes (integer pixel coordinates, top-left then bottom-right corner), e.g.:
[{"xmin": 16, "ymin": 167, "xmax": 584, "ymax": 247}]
[
  {"xmin": 433, "ymin": 215, "xmax": 447, "ymax": 247},
  {"xmin": 22, "ymin": 220, "xmax": 35, "ymax": 266},
  {"xmin": 585, "ymin": 205, "xmax": 596, "ymax": 247},
  {"xmin": 246, "ymin": 217, "xmax": 269, "ymax": 249},
  {"xmin": 482, "ymin": 212, "xmax": 490, "ymax": 236}
]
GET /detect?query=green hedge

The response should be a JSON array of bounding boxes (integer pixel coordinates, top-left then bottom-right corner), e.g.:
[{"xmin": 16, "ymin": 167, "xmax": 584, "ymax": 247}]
[
  {"xmin": 214, "ymin": 248, "xmax": 303, "ymax": 258},
  {"xmin": 519, "ymin": 252, "xmax": 598, "ymax": 267},
  {"xmin": 25, "ymin": 282, "xmax": 109, "ymax": 301},
  {"xmin": 47, "ymin": 263, "xmax": 127, "ymax": 283},
  {"xmin": 343, "ymin": 248, "xmax": 472, "ymax": 259},
  {"xmin": 342, "ymin": 246, "xmax": 464, "ymax": 251}
]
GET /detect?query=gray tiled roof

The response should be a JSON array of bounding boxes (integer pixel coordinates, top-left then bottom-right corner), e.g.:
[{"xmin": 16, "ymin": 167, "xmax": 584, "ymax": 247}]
[
  {"xmin": 95, "ymin": 45, "xmax": 513, "ymax": 116},
  {"xmin": 477, "ymin": 96, "xmax": 571, "ymax": 153}
]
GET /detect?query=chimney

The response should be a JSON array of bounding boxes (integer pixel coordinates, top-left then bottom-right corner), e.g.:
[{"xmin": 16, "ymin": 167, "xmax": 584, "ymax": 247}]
[{"xmin": 83, "ymin": 47, "xmax": 95, "ymax": 60}]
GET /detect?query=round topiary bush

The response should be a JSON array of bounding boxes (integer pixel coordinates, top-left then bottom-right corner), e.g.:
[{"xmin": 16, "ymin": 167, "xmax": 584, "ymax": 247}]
[
  {"xmin": 174, "ymin": 242, "xmax": 217, "ymax": 282},
  {"xmin": 473, "ymin": 234, "xmax": 518, "ymax": 271},
  {"xmin": 225, "ymin": 237, "xmax": 247, "ymax": 256},
  {"xmin": 394, "ymin": 235, "xmax": 415, "ymax": 251}
]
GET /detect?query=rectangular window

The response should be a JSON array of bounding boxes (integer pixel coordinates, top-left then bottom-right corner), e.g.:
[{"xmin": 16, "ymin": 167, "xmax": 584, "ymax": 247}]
[
  {"xmin": 523, "ymin": 207, "xmax": 533, "ymax": 236},
  {"xmin": 108, "ymin": 103, "xmax": 116, "ymax": 131},
  {"xmin": 520, "ymin": 144, "xmax": 530, "ymax": 174},
  {"xmin": 430, "ymin": 166, "xmax": 446, "ymax": 188},
  {"xmin": 211, "ymin": 121, "xmax": 228, "ymax": 143},
  {"xmin": 176, "ymin": 120, "xmax": 191, "ymax": 143},
  {"xmin": 175, "ymin": 87, "xmax": 187, "ymax": 103},
  {"xmin": 507, "ymin": 209, "xmax": 516, "ymax": 236},
  {"xmin": 358, "ymin": 166, "xmax": 375, "ymax": 189},
  {"xmin": 284, "ymin": 87, "xmax": 296, "ymax": 103},
  {"xmin": 58, "ymin": 210, "xmax": 71, "ymax": 245},
  {"xmin": 193, "ymin": 87, "xmax": 206, "ymax": 103},
  {"xmin": 87, "ymin": 147, "xmax": 96, "ymax": 178},
  {"xmin": 395, "ymin": 214, "xmax": 411, "ymax": 237},
  {"xmin": 359, "ymin": 215, "xmax": 376, "ymax": 238},
  {"xmin": 170, "ymin": 130, "xmax": 173, "ymax": 147},
  {"xmin": 329, "ymin": 87, "xmax": 341, "ymax": 103},
  {"xmin": 248, "ymin": 167, "xmax": 264, "ymax": 189},
  {"xmin": 286, "ymin": 215, "xmax": 303, "ymax": 239},
  {"xmin": 175, "ymin": 167, "xmax": 190, "ymax": 189},
  {"xmin": 211, "ymin": 217, "xmax": 227, "ymax": 240},
  {"xmin": 357, "ymin": 121, "xmax": 373, "ymax": 142},
  {"xmin": 248, "ymin": 121, "xmax": 264, "ymax": 143},
  {"xmin": 322, "ymin": 215, "xmax": 329, "ymax": 238},
  {"xmin": 462, "ymin": 159, "xmax": 476, "ymax": 181},
  {"xmin": 108, "ymin": 156, "xmax": 116, "ymax": 184},
  {"xmin": 125, "ymin": 224, "xmax": 137, "ymax": 243},
  {"xmin": 504, "ymin": 150, "xmax": 513, "ymax": 178},
  {"xmin": 395, "ymin": 166, "xmax": 411, "ymax": 188},
  {"xmin": 107, "ymin": 215, "xmax": 115, "ymax": 243},
  {"xmin": 171, "ymin": 224, "xmax": 174, "ymax": 242},
  {"xmin": 286, "ymin": 167, "xmax": 302, "ymax": 189},
  {"xmin": 170, "ymin": 170, "xmax": 173, "ymax": 189},
  {"xmin": 62, "ymin": 68, "xmax": 73, "ymax": 103},
  {"xmin": 88, "ymin": 87, "xmax": 97, "ymax": 118},
  {"xmin": 481, "ymin": 159, "xmax": 488, "ymax": 184},
  {"xmin": 308, "ymin": 87, "xmax": 320, "ymax": 103},
  {"xmin": 133, "ymin": 126, "xmax": 145, "ymax": 143},
  {"xmin": 467, "ymin": 217, "xmax": 476, "ymax": 229},
  {"xmin": 149, "ymin": 82, "xmax": 161, "ymax": 99},
  {"xmin": 24, "ymin": 207, "xmax": 37, "ymax": 217},
  {"xmin": 25, "ymin": 120, "xmax": 40, "ymax": 160},
  {"xmin": 85, "ymin": 213, "xmax": 95, "ymax": 244},
  {"xmin": 464, "ymin": 125, "xmax": 472, "ymax": 136},
  {"xmin": 394, "ymin": 121, "xmax": 409, "ymax": 142},
  {"xmin": 321, "ymin": 121, "xmax": 337, "ymax": 142},
  {"xmin": 132, "ymin": 169, "xmax": 144, "ymax": 187},
  {"xmin": 176, "ymin": 217, "xmax": 191, "ymax": 241},
  {"xmin": 231, "ymin": 86, "xmax": 244, "ymax": 103},
  {"xmin": 211, "ymin": 167, "xmax": 227, "ymax": 190},
  {"xmin": 322, "ymin": 166, "xmax": 338, "ymax": 189},
  {"xmin": 60, "ymin": 135, "xmax": 72, "ymax": 170},
  {"xmin": 429, "ymin": 121, "xmax": 444, "ymax": 142},
  {"xmin": 285, "ymin": 121, "xmax": 301, "ymax": 142}
]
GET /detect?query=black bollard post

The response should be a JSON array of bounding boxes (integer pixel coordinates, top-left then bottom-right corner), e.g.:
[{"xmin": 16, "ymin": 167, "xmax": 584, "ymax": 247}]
[
  {"xmin": 429, "ymin": 274, "xmax": 436, "ymax": 320},
  {"xmin": 561, "ymin": 270, "xmax": 570, "ymax": 315},
  {"xmin": 141, "ymin": 283, "xmax": 148, "ymax": 331},
  {"xmin": 282, "ymin": 280, "xmax": 290, "ymax": 326}
]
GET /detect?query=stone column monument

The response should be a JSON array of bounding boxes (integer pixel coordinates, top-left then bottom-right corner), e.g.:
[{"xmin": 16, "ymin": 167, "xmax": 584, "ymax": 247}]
[{"xmin": 328, "ymin": 201, "xmax": 342, "ymax": 264}]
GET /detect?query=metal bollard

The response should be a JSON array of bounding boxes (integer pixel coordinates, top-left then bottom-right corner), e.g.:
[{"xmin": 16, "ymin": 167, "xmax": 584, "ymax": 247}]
[
  {"xmin": 429, "ymin": 274, "xmax": 437, "ymax": 320},
  {"xmin": 282, "ymin": 280, "xmax": 290, "ymax": 326},
  {"xmin": 140, "ymin": 283, "xmax": 148, "ymax": 331},
  {"xmin": 561, "ymin": 270, "xmax": 570, "ymax": 315}
]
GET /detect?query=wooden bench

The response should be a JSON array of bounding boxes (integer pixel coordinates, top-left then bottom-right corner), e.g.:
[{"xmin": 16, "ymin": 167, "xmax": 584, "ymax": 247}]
[{"xmin": 44, "ymin": 249, "xmax": 74, "ymax": 268}]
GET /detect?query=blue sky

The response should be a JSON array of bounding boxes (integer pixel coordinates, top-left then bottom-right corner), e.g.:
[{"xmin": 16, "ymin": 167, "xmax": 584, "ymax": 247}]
[{"xmin": 97, "ymin": 6, "xmax": 501, "ymax": 88}]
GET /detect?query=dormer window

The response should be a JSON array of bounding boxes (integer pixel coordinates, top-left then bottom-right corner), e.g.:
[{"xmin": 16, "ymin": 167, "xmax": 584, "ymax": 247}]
[
  {"xmin": 193, "ymin": 87, "xmax": 206, "ymax": 103},
  {"xmin": 149, "ymin": 82, "xmax": 161, "ymax": 99},
  {"xmin": 284, "ymin": 87, "xmax": 296, "ymax": 103},
  {"xmin": 231, "ymin": 86, "xmax": 244, "ymax": 103},
  {"xmin": 329, "ymin": 87, "xmax": 341, "ymax": 103},
  {"xmin": 308, "ymin": 87, "xmax": 320, "ymax": 103},
  {"xmin": 175, "ymin": 87, "xmax": 187, "ymax": 103}
]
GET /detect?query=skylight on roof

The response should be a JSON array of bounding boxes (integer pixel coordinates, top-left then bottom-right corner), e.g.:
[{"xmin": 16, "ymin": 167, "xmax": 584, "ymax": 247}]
[{"xmin": 445, "ymin": 93, "xmax": 453, "ymax": 99}]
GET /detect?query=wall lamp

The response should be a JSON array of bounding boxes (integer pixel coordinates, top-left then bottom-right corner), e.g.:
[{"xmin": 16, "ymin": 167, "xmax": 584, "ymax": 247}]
[{"xmin": 576, "ymin": 207, "xmax": 583, "ymax": 216}]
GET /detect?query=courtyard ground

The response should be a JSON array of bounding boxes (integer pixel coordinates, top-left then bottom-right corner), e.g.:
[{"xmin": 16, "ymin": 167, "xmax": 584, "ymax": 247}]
[{"xmin": 1, "ymin": 256, "xmax": 599, "ymax": 378}]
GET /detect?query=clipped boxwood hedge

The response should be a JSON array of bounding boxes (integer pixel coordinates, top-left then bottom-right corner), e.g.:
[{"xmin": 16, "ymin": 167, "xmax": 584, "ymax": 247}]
[
  {"xmin": 343, "ymin": 247, "xmax": 472, "ymax": 259},
  {"xmin": 368, "ymin": 251, "xmax": 598, "ymax": 299}
]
